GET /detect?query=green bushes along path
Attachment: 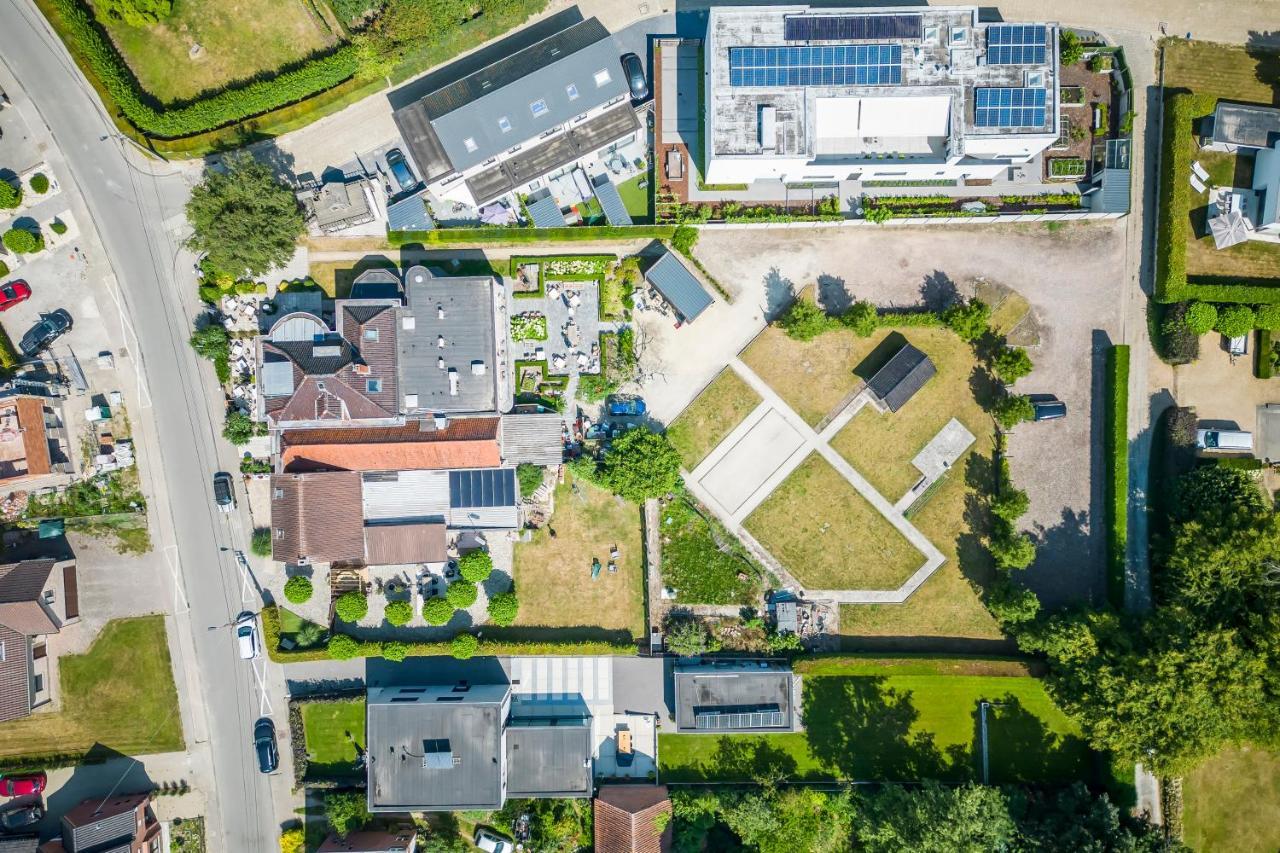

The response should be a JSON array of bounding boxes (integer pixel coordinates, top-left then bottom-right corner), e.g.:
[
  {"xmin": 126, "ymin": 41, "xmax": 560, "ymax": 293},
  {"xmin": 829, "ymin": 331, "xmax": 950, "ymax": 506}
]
[{"xmin": 1105, "ymin": 345, "xmax": 1129, "ymax": 608}]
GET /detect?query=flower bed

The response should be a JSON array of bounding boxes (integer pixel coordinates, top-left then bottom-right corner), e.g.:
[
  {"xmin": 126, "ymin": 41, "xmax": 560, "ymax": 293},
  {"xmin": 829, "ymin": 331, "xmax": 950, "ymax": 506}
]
[{"xmin": 510, "ymin": 312, "xmax": 548, "ymax": 342}]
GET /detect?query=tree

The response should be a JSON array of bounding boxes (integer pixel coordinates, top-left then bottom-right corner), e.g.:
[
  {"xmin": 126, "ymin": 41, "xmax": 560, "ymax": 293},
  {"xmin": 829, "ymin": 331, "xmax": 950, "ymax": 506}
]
[
  {"xmin": 990, "ymin": 485, "xmax": 1030, "ymax": 522},
  {"xmin": 457, "ymin": 550, "xmax": 494, "ymax": 583},
  {"xmin": 446, "ymin": 580, "xmax": 478, "ymax": 609},
  {"xmin": 384, "ymin": 599, "xmax": 413, "ymax": 626},
  {"xmin": 599, "ymin": 429, "xmax": 682, "ymax": 502},
  {"xmin": 2, "ymin": 227, "xmax": 42, "ymax": 255},
  {"xmin": 190, "ymin": 324, "xmax": 231, "ymax": 384},
  {"xmin": 767, "ymin": 629, "xmax": 803, "ymax": 651},
  {"xmin": 989, "ymin": 520, "xmax": 1037, "ymax": 570},
  {"xmin": 992, "ymin": 393, "xmax": 1034, "ymax": 429},
  {"xmin": 423, "ymin": 597, "xmax": 454, "ymax": 625},
  {"xmin": 517, "ymin": 462, "xmax": 544, "ymax": 498},
  {"xmin": 666, "ymin": 618, "xmax": 711, "ymax": 656},
  {"xmin": 0, "ymin": 180, "xmax": 20, "ymax": 209},
  {"xmin": 1215, "ymin": 304, "xmax": 1256, "ymax": 338},
  {"xmin": 727, "ymin": 788, "xmax": 854, "ymax": 853},
  {"xmin": 97, "ymin": 0, "xmax": 172, "ymax": 26},
  {"xmin": 1172, "ymin": 465, "xmax": 1268, "ymax": 525},
  {"xmin": 251, "ymin": 527, "xmax": 273, "ymax": 558},
  {"xmin": 986, "ymin": 576, "xmax": 1040, "ymax": 625},
  {"xmin": 942, "ymin": 299, "xmax": 991, "ymax": 342},
  {"xmin": 324, "ymin": 790, "xmax": 369, "ymax": 839},
  {"xmin": 840, "ymin": 300, "xmax": 878, "ymax": 337},
  {"xmin": 296, "ymin": 621, "xmax": 326, "ymax": 649},
  {"xmin": 327, "ymin": 634, "xmax": 360, "ymax": 660},
  {"xmin": 671, "ymin": 225, "xmax": 699, "ymax": 255},
  {"xmin": 1184, "ymin": 301, "xmax": 1218, "ymax": 334},
  {"xmin": 283, "ymin": 575, "xmax": 313, "ymax": 604},
  {"xmin": 450, "ymin": 633, "xmax": 479, "ymax": 659},
  {"xmin": 382, "ymin": 640, "xmax": 408, "ymax": 662},
  {"xmin": 222, "ymin": 411, "xmax": 256, "ymax": 445},
  {"xmin": 1058, "ymin": 29, "xmax": 1084, "ymax": 65},
  {"xmin": 777, "ymin": 298, "xmax": 835, "ymax": 341},
  {"xmin": 279, "ymin": 827, "xmax": 304, "ymax": 853},
  {"xmin": 991, "ymin": 346, "xmax": 1033, "ymax": 383},
  {"xmin": 334, "ymin": 590, "xmax": 368, "ymax": 623},
  {"xmin": 28, "ymin": 173, "xmax": 49, "ymax": 194},
  {"xmin": 487, "ymin": 591, "xmax": 519, "ymax": 626},
  {"xmin": 1256, "ymin": 304, "xmax": 1280, "ymax": 331},
  {"xmin": 186, "ymin": 154, "xmax": 304, "ymax": 278}
]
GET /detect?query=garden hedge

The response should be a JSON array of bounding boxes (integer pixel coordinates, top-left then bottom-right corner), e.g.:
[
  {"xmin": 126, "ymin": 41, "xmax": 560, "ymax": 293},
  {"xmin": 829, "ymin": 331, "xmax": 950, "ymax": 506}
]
[
  {"xmin": 1105, "ymin": 345, "xmax": 1130, "ymax": 609},
  {"xmin": 0, "ymin": 323, "xmax": 20, "ymax": 371},
  {"xmin": 387, "ymin": 224, "xmax": 676, "ymax": 246}
]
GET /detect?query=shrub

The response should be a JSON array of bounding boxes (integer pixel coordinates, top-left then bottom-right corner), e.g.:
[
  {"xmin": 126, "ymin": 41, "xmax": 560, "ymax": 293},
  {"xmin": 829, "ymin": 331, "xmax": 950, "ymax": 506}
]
[
  {"xmin": 0, "ymin": 261, "xmax": 8, "ymax": 278},
  {"xmin": 190, "ymin": 324, "xmax": 231, "ymax": 385},
  {"xmin": 864, "ymin": 204, "xmax": 893, "ymax": 224},
  {"xmin": 280, "ymin": 827, "xmax": 304, "ymax": 853},
  {"xmin": 384, "ymin": 599, "xmax": 413, "ymax": 626},
  {"xmin": 222, "ymin": 410, "xmax": 256, "ymax": 445},
  {"xmin": 251, "ymin": 527, "xmax": 273, "ymax": 558},
  {"xmin": 487, "ymin": 592, "xmax": 519, "ymax": 626},
  {"xmin": 991, "ymin": 485, "xmax": 1030, "ymax": 522},
  {"xmin": 671, "ymin": 225, "xmax": 699, "ymax": 256},
  {"xmin": 97, "ymin": 0, "xmax": 172, "ymax": 26},
  {"xmin": 942, "ymin": 299, "xmax": 991, "ymax": 342},
  {"xmin": 283, "ymin": 575, "xmax": 313, "ymax": 604},
  {"xmin": 446, "ymin": 580, "xmax": 478, "ymax": 609},
  {"xmin": 517, "ymin": 463, "xmax": 544, "ymax": 498},
  {"xmin": 1155, "ymin": 302, "xmax": 1200, "ymax": 365},
  {"xmin": 1183, "ymin": 301, "xmax": 1217, "ymax": 334},
  {"xmin": 423, "ymin": 597, "xmax": 454, "ymax": 625},
  {"xmin": 1105, "ymin": 345, "xmax": 1130, "ymax": 608},
  {"xmin": 50, "ymin": 219, "xmax": 67, "ymax": 235},
  {"xmin": 1214, "ymin": 304, "xmax": 1255, "ymax": 338},
  {"xmin": 992, "ymin": 346, "xmax": 1034, "ymax": 384},
  {"xmin": 327, "ymin": 634, "xmax": 360, "ymax": 660},
  {"xmin": 382, "ymin": 640, "xmax": 408, "ymax": 662},
  {"xmin": 450, "ymin": 633, "xmax": 479, "ymax": 660},
  {"xmin": 0, "ymin": 180, "xmax": 20, "ymax": 209},
  {"xmin": 1255, "ymin": 304, "xmax": 1280, "ymax": 331},
  {"xmin": 992, "ymin": 394, "xmax": 1035, "ymax": 429},
  {"xmin": 666, "ymin": 618, "xmax": 712, "ymax": 656},
  {"xmin": 334, "ymin": 590, "xmax": 368, "ymax": 623},
  {"xmin": 1155, "ymin": 94, "xmax": 1215, "ymax": 303},
  {"xmin": 778, "ymin": 299, "xmax": 837, "ymax": 340},
  {"xmin": 29, "ymin": 173, "xmax": 49, "ymax": 194},
  {"xmin": 1059, "ymin": 29, "xmax": 1084, "ymax": 65},
  {"xmin": 324, "ymin": 790, "xmax": 369, "ymax": 838},
  {"xmin": 457, "ymin": 550, "xmax": 494, "ymax": 583},
  {"xmin": 0, "ymin": 324, "xmax": 19, "ymax": 371},
  {"xmin": 3, "ymin": 227, "xmax": 42, "ymax": 254},
  {"xmin": 841, "ymin": 300, "xmax": 878, "ymax": 337}
]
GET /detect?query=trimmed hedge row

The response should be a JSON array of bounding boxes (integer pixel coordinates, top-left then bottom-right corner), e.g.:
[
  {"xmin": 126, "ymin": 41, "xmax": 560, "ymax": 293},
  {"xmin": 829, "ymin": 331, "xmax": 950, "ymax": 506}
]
[
  {"xmin": 1104, "ymin": 345, "xmax": 1130, "ymax": 609},
  {"xmin": 388, "ymin": 224, "xmax": 676, "ymax": 246},
  {"xmin": 44, "ymin": 0, "xmax": 358, "ymax": 138},
  {"xmin": 0, "ymin": 322, "xmax": 20, "ymax": 370}
]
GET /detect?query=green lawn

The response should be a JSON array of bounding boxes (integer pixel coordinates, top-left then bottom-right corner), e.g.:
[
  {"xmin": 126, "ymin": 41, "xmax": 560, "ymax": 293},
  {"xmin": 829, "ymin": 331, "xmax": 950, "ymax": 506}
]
[
  {"xmin": 1163, "ymin": 39, "xmax": 1280, "ymax": 104},
  {"xmin": 0, "ymin": 616, "xmax": 184, "ymax": 764},
  {"xmin": 666, "ymin": 368, "xmax": 762, "ymax": 469},
  {"xmin": 616, "ymin": 172, "xmax": 652, "ymax": 221},
  {"xmin": 300, "ymin": 698, "xmax": 366, "ymax": 780},
  {"xmin": 741, "ymin": 325, "xmax": 876, "ymax": 427},
  {"xmin": 660, "ymin": 493, "xmax": 762, "ymax": 605},
  {"xmin": 745, "ymin": 453, "xmax": 924, "ymax": 590},
  {"xmin": 1184, "ymin": 745, "xmax": 1280, "ymax": 852},
  {"xmin": 659, "ymin": 663, "xmax": 1089, "ymax": 785}
]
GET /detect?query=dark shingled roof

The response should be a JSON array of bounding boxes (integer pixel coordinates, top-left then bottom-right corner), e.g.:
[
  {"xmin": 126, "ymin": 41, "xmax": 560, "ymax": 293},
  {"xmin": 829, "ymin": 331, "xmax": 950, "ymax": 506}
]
[{"xmin": 867, "ymin": 342, "xmax": 935, "ymax": 413}]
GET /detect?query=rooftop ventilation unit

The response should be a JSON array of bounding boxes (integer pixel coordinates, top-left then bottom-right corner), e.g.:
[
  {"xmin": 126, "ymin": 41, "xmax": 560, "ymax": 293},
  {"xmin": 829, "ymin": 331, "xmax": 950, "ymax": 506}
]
[
  {"xmin": 437, "ymin": 305, "xmax": 445, "ymax": 319},
  {"xmin": 759, "ymin": 106, "xmax": 777, "ymax": 153},
  {"xmin": 448, "ymin": 369, "xmax": 459, "ymax": 396},
  {"xmin": 437, "ymin": 357, "xmax": 446, "ymax": 369},
  {"xmin": 402, "ymin": 315, "xmax": 416, "ymax": 330},
  {"xmin": 437, "ymin": 335, "xmax": 446, "ymax": 349},
  {"xmin": 434, "ymin": 415, "xmax": 449, "ymax": 430},
  {"xmin": 471, "ymin": 360, "xmax": 487, "ymax": 375},
  {"xmin": 423, "ymin": 739, "xmax": 455, "ymax": 769}
]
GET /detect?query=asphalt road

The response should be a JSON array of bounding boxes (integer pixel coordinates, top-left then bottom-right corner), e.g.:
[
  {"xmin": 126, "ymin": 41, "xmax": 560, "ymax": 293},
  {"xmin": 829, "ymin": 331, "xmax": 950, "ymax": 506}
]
[{"xmin": 0, "ymin": 0, "xmax": 281, "ymax": 849}]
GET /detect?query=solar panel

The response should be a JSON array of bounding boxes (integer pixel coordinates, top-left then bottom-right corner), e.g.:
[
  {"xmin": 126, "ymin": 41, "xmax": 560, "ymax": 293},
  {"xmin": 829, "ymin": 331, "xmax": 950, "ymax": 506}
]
[
  {"xmin": 973, "ymin": 87, "xmax": 1048, "ymax": 128},
  {"xmin": 986, "ymin": 24, "xmax": 1047, "ymax": 65},
  {"xmin": 728, "ymin": 45, "xmax": 902, "ymax": 87},
  {"xmin": 449, "ymin": 468, "xmax": 516, "ymax": 508},
  {"xmin": 694, "ymin": 710, "xmax": 787, "ymax": 730},
  {"xmin": 784, "ymin": 14, "xmax": 922, "ymax": 42}
]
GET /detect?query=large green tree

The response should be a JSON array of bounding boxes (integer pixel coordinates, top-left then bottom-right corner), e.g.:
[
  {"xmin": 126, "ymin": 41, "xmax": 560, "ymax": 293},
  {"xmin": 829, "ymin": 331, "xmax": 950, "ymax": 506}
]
[
  {"xmin": 598, "ymin": 429, "xmax": 682, "ymax": 502},
  {"xmin": 186, "ymin": 155, "xmax": 304, "ymax": 278}
]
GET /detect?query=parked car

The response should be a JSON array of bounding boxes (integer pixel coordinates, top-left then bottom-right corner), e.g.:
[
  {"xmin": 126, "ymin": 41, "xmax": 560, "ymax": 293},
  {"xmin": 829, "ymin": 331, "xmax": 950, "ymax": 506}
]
[
  {"xmin": 18, "ymin": 309, "xmax": 71, "ymax": 357},
  {"xmin": 212, "ymin": 472, "xmax": 235, "ymax": 512},
  {"xmin": 253, "ymin": 718, "xmax": 278, "ymax": 774},
  {"xmin": 0, "ymin": 280, "xmax": 31, "ymax": 312},
  {"xmin": 0, "ymin": 802, "xmax": 43, "ymax": 832},
  {"xmin": 620, "ymin": 52, "xmax": 649, "ymax": 102},
  {"xmin": 1196, "ymin": 428, "xmax": 1253, "ymax": 451},
  {"xmin": 1029, "ymin": 395, "xmax": 1067, "ymax": 421},
  {"xmin": 384, "ymin": 149, "xmax": 418, "ymax": 194},
  {"xmin": 235, "ymin": 612, "xmax": 259, "ymax": 660},
  {"xmin": 0, "ymin": 772, "xmax": 45, "ymax": 798},
  {"xmin": 474, "ymin": 829, "xmax": 514, "ymax": 853},
  {"xmin": 607, "ymin": 396, "xmax": 647, "ymax": 417}
]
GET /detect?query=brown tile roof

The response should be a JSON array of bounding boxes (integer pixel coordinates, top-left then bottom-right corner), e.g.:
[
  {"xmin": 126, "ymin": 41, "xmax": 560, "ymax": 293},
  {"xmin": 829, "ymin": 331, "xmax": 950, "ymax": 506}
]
[
  {"xmin": 364, "ymin": 523, "xmax": 447, "ymax": 565},
  {"xmin": 0, "ymin": 623, "xmax": 31, "ymax": 723},
  {"xmin": 283, "ymin": 439, "xmax": 500, "ymax": 473},
  {"xmin": 317, "ymin": 827, "xmax": 418, "ymax": 852},
  {"xmin": 281, "ymin": 417, "xmax": 500, "ymax": 447},
  {"xmin": 0, "ymin": 560, "xmax": 57, "ymax": 635},
  {"xmin": 15, "ymin": 398, "xmax": 50, "ymax": 477},
  {"xmin": 594, "ymin": 786, "xmax": 673, "ymax": 853},
  {"xmin": 270, "ymin": 473, "xmax": 365, "ymax": 563},
  {"xmin": 274, "ymin": 375, "xmax": 396, "ymax": 424}
]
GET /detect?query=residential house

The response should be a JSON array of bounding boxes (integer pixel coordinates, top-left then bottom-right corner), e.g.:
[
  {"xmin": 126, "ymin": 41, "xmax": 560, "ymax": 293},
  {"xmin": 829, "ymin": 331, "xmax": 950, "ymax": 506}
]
[
  {"xmin": 594, "ymin": 785, "xmax": 673, "ymax": 853},
  {"xmin": 673, "ymin": 660, "xmax": 799, "ymax": 733},
  {"xmin": 0, "ymin": 557, "xmax": 79, "ymax": 722},
  {"xmin": 0, "ymin": 395, "xmax": 68, "ymax": 486},
  {"xmin": 317, "ymin": 826, "xmax": 418, "ymax": 852},
  {"xmin": 278, "ymin": 418, "xmax": 504, "ymax": 474},
  {"xmin": 1204, "ymin": 101, "xmax": 1280, "ymax": 245},
  {"xmin": 39, "ymin": 792, "xmax": 161, "ymax": 853}
]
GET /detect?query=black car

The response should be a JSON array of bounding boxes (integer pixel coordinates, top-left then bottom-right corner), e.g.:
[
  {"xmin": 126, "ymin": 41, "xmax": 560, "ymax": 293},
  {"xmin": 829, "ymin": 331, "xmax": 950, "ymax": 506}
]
[
  {"xmin": 0, "ymin": 802, "xmax": 44, "ymax": 832},
  {"xmin": 254, "ymin": 718, "xmax": 278, "ymax": 774},
  {"xmin": 620, "ymin": 53, "xmax": 649, "ymax": 102},
  {"xmin": 18, "ymin": 308, "xmax": 72, "ymax": 357},
  {"xmin": 1030, "ymin": 395, "xmax": 1067, "ymax": 421},
  {"xmin": 384, "ymin": 149, "xmax": 418, "ymax": 194},
  {"xmin": 212, "ymin": 471, "xmax": 235, "ymax": 512}
]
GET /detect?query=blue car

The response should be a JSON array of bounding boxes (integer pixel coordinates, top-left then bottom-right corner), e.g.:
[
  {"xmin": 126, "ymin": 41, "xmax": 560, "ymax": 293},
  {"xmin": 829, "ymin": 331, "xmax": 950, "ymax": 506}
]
[{"xmin": 607, "ymin": 397, "xmax": 646, "ymax": 417}]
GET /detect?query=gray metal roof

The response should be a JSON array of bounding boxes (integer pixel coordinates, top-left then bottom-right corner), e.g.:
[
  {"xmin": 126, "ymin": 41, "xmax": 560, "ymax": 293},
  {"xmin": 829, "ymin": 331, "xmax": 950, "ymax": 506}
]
[
  {"xmin": 388, "ymin": 195, "xmax": 435, "ymax": 232},
  {"xmin": 1212, "ymin": 101, "xmax": 1280, "ymax": 149},
  {"xmin": 1090, "ymin": 167, "xmax": 1131, "ymax": 214},
  {"xmin": 501, "ymin": 413, "xmax": 564, "ymax": 465},
  {"xmin": 0, "ymin": 836, "xmax": 38, "ymax": 853},
  {"xmin": 261, "ymin": 359, "xmax": 295, "ymax": 397},
  {"xmin": 525, "ymin": 189, "xmax": 567, "ymax": 227},
  {"xmin": 644, "ymin": 252, "xmax": 714, "ymax": 322},
  {"xmin": 261, "ymin": 291, "xmax": 326, "ymax": 333},
  {"xmin": 393, "ymin": 102, "xmax": 455, "ymax": 182},
  {"xmin": 674, "ymin": 661, "xmax": 796, "ymax": 733},
  {"xmin": 591, "ymin": 174, "xmax": 633, "ymax": 225},
  {"xmin": 367, "ymin": 684, "xmax": 508, "ymax": 812},
  {"xmin": 396, "ymin": 267, "xmax": 498, "ymax": 414},
  {"xmin": 867, "ymin": 342, "xmax": 935, "ymax": 412},
  {"xmin": 413, "ymin": 19, "xmax": 628, "ymax": 174},
  {"xmin": 64, "ymin": 809, "xmax": 137, "ymax": 852},
  {"xmin": 506, "ymin": 722, "xmax": 593, "ymax": 797}
]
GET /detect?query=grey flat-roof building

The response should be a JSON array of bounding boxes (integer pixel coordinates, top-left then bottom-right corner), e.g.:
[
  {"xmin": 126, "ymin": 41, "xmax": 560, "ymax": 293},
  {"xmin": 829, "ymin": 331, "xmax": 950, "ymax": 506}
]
[
  {"xmin": 867, "ymin": 342, "xmax": 935, "ymax": 412},
  {"xmin": 1210, "ymin": 102, "xmax": 1280, "ymax": 150},
  {"xmin": 506, "ymin": 721, "xmax": 594, "ymax": 797},
  {"xmin": 674, "ymin": 660, "xmax": 798, "ymax": 733}
]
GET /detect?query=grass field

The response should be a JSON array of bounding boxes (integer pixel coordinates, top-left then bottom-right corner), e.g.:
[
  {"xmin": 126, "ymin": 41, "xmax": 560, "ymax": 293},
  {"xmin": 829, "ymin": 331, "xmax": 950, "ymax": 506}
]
[
  {"xmin": 300, "ymin": 698, "xmax": 365, "ymax": 780},
  {"xmin": 512, "ymin": 473, "xmax": 645, "ymax": 637},
  {"xmin": 659, "ymin": 662, "xmax": 1088, "ymax": 784},
  {"xmin": 666, "ymin": 368, "xmax": 761, "ymax": 469},
  {"xmin": 745, "ymin": 453, "xmax": 924, "ymax": 590},
  {"xmin": 741, "ymin": 325, "xmax": 876, "ymax": 427},
  {"xmin": 0, "ymin": 616, "xmax": 183, "ymax": 762},
  {"xmin": 1183, "ymin": 745, "xmax": 1280, "ymax": 852},
  {"xmin": 94, "ymin": 0, "xmax": 339, "ymax": 104},
  {"xmin": 660, "ymin": 493, "xmax": 763, "ymax": 605},
  {"xmin": 1163, "ymin": 39, "xmax": 1280, "ymax": 104}
]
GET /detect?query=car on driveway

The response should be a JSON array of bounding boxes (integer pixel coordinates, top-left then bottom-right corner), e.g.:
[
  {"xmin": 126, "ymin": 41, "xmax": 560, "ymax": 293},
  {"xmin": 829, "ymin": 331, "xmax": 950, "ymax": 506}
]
[
  {"xmin": 620, "ymin": 52, "xmax": 649, "ymax": 102},
  {"xmin": 235, "ymin": 612, "xmax": 259, "ymax": 660},
  {"xmin": 0, "ymin": 280, "xmax": 31, "ymax": 312},
  {"xmin": 384, "ymin": 149, "xmax": 418, "ymax": 194},
  {"xmin": 18, "ymin": 309, "xmax": 71, "ymax": 357},
  {"xmin": 0, "ymin": 802, "xmax": 43, "ymax": 832},
  {"xmin": 1029, "ymin": 395, "xmax": 1067, "ymax": 421},
  {"xmin": 474, "ymin": 829, "xmax": 514, "ymax": 853},
  {"xmin": 253, "ymin": 718, "xmax": 277, "ymax": 774},
  {"xmin": 212, "ymin": 471, "xmax": 235, "ymax": 512},
  {"xmin": 607, "ymin": 396, "xmax": 647, "ymax": 417},
  {"xmin": 0, "ymin": 772, "xmax": 45, "ymax": 798}
]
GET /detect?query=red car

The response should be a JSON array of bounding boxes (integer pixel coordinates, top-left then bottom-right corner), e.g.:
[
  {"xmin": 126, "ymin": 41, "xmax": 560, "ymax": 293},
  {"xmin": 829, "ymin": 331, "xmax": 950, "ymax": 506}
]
[
  {"xmin": 0, "ymin": 772, "xmax": 46, "ymax": 797},
  {"xmin": 0, "ymin": 280, "xmax": 31, "ymax": 312}
]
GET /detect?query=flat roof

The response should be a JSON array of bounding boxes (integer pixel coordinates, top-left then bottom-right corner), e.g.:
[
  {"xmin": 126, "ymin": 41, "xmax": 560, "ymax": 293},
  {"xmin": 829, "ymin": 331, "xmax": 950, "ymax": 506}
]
[
  {"xmin": 396, "ymin": 267, "xmax": 498, "ymax": 414},
  {"xmin": 506, "ymin": 723, "xmax": 593, "ymax": 797},
  {"xmin": 1212, "ymin": 101, "xmax": 1280, "ymax": 149},
  {"xmin": 674, "ymin": 661, "xmax": 795, "ymax": 733}
]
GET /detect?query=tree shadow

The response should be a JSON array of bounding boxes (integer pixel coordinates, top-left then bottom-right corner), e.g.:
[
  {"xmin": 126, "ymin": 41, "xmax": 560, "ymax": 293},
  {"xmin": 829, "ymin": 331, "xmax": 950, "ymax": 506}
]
[
  {"xmin": 702, "ymin": 735, "xmax": 801, "ymax": 784},
  {"xmin": 971, "ymin": 693, "xmax": 1090, "ymax": 785},
  {"xmin": 967, "ymin": 364, "xmax": 1003, "ymax": 411},
  {"xmin": 763, "ymin": 267, "xmax": 795, "ymax": 320},
  {"xmin": 816, "ymin": 273, "xmax": 852, "ymax": 315},
  {"xmin": 1021, "ymin": 506, "xmax": 1097, "ymax": 610},
  {"xmin": 1245, "ymin": 31, "xmax": 1280, "ymax": 106},
  {"xmin": 919, "ymin": 270, "xmax": 961, "ymax": 312}
]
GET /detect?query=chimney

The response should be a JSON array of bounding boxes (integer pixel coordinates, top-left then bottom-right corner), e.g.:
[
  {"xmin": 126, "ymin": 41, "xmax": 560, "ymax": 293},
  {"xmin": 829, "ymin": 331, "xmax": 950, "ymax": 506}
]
[
  {"xmin": 437, "ymin": 335, "xmax": 445, "ymax": 349},
  {"xmin": 354, "ymin": 364, "xmax": 370, "ymax": 376},
  {"xmin": 437, "ymin": 357, "xmax": 446, "ymax": 370}
]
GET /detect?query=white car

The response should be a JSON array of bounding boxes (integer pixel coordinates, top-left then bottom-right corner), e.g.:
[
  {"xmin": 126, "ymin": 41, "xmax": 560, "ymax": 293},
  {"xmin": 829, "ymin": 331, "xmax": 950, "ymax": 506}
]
[
  {"xmin": 474, "ymin": 829, "xmax": 513, "ymax": 853},
  {"xmin": 235, "ymin": 613, "xmax": 260, "ymax": 660}
]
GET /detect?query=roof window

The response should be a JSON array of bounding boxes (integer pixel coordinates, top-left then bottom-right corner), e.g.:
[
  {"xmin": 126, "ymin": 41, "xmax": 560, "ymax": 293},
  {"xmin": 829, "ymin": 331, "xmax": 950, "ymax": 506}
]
[
  {"xmin": 594, "ymin": 68, "xmax": 611, "ymax": 87},
  {"xmin": 364, "ymin": 328, "xmax": 379, "ymax": 341},
  {"xmin": 566, "ymin": 83, "xmax": 579, "ymax": 100},
  {"xmin": 498, "ymin": 116, "xmax": 512, "ymax": 133},
  {"xmin": 463, "ymin": 137, "xmax": 478, "ymax": 153},
  {"xmin": 366, "ymin": 378, "xmax": 382, "ymax": 393},
  {"xmin": 530, "ymin": 99, "xmax": 549, "ymax": 118}
]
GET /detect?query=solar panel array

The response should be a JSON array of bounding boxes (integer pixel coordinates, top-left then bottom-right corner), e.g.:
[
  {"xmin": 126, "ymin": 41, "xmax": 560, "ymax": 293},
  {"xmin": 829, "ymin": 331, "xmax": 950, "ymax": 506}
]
[
  {"xmin": 973, "ymin": 87, "xmax": 1048, "ymax": 128},
  {"xmin": 728, "ymin": 45, "xmax": 902, "ymax": 87},
  {"xmin": 783, "ymin": 14, "xmax": 923, "ymax": 42},
  {"xmin": 449, "ymin": 468, "xmax": 516, "ymax": 508},
  {"xmin": 986, "ymin": 24, "xmax": 1048, "ymax": 65},
  {"xmin": 695, "ymin": 709, "xmax": 788, "ymax": 730}
]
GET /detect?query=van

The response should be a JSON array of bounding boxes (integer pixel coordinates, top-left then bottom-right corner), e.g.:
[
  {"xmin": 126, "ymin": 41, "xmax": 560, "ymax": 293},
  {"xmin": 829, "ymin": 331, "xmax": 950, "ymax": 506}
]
[{"xmin": 1195, "ymin": 429, "xmax": 1253, "ymax": 451}]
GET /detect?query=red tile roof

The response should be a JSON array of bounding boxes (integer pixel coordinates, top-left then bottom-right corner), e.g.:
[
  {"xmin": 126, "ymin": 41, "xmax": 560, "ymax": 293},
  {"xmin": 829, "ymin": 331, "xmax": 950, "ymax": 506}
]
[
  {"xmin": 270, "ymin": 473, "xmax": 365, "ymax": 563},
  {"xmin": 281, "ymin": 417, "xmax": 500, "ymax": 446},
  {"xmin": 594, "ymin": 786, "xmax": 673, "ymax": 853},
  {"xmin": 283, "ymin": 439, "xmax": 500, "ymax": 473}
]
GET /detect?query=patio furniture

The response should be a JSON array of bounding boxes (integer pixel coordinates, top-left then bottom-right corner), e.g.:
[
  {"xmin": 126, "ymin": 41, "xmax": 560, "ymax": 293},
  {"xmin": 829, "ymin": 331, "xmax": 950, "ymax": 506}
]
[
  {"xmin": 1191, "ymin": 161, "xmax": 1210, "ymax": 183},
  {"xmin": 591, "ymin": 558, "xmax": 602, "ymax": 580},
  {"xmin": 1190, "ymin": 173, "xmax": 1207, "ymax": 194}
]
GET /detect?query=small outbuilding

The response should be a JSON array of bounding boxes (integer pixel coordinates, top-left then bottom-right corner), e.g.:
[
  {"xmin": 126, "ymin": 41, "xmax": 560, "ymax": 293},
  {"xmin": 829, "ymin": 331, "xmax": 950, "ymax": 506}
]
[
  {"xmin": 867, "ymin": 342, "xmax": 935, "ymax": 413},
  {"xmin": 643, "ymin": 251, "xmax": 714, "ymax": 323}
]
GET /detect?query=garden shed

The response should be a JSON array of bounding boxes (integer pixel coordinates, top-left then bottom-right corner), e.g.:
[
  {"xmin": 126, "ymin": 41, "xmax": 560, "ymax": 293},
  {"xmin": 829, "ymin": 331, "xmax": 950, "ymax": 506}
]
[
  {"xmin": 644, "ymin": 251, "xmax": 713, "ymax": 323},
  {"xmin": 867, "ymin": 342, "xmax": 935, "ymax": 413}
]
